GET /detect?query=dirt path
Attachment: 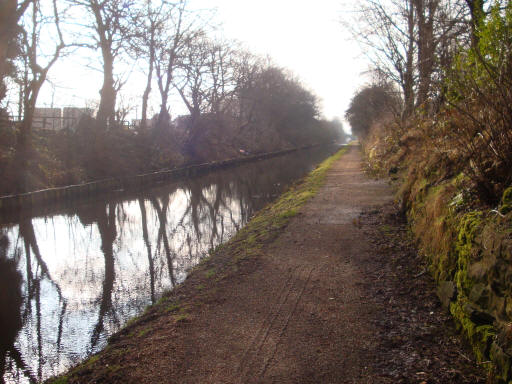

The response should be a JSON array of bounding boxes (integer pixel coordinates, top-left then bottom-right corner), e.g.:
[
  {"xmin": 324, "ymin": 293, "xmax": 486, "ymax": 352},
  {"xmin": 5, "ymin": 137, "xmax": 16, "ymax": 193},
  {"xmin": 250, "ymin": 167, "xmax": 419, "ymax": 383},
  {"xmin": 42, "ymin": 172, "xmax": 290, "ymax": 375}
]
[{"xmin": 64, "ymin": 146, "xmax": 485, "ymax": 384}]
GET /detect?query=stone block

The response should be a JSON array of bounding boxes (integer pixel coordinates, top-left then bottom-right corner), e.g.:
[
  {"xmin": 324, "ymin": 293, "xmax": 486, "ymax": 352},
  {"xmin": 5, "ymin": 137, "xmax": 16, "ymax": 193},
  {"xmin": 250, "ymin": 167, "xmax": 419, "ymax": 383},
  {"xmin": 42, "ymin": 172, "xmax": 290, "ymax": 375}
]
[
  {"xmin": 469, "ymin": 283, "xmax": 490, "ymax": 308},
  {"xmin": 438, "ymin": 280, "xmax": 456, "ymax": 308}
]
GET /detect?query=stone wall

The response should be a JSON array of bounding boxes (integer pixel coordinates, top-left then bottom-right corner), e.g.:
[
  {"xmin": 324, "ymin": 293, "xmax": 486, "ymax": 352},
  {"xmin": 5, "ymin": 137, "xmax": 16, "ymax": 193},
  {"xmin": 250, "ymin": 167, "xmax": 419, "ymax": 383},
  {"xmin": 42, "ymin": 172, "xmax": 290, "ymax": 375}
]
[{"xmin": 405, "ymin": 178, "xmax": 512, "ymax": 383}]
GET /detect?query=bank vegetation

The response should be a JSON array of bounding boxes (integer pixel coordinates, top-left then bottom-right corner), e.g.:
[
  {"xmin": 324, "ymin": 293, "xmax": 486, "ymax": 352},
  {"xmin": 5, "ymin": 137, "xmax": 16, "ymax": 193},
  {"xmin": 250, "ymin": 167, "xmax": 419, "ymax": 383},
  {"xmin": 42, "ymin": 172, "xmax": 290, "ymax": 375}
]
[{"xmin": 346, "ymin": 0, "xmax": 512, "ymax": 382}]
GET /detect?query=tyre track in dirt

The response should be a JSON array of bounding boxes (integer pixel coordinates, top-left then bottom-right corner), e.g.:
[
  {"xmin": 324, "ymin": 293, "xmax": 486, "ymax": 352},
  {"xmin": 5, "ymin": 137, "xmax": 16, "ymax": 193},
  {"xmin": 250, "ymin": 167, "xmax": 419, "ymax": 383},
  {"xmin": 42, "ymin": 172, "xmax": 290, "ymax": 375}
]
[{"xmin": 236, "ymin": 266, "xmax": 314, "ymax": 383}]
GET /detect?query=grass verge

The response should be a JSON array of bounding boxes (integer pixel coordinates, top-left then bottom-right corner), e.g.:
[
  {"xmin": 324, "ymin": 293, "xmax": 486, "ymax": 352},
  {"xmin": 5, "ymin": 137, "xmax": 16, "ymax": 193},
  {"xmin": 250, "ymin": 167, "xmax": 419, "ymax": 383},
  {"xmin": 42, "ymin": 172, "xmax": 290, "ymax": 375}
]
[{"xmin": 210, "ymin": 145, "xmax": 349, "ymax": 262}]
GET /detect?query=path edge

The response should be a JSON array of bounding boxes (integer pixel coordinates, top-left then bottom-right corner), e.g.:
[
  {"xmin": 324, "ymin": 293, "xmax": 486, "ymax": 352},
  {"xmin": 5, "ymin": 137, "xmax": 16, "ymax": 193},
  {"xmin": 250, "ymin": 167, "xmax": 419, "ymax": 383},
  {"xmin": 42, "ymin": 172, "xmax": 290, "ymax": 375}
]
[{"xmin": 45, "ymin": 145, "xmax": 351, "ymax": 384}]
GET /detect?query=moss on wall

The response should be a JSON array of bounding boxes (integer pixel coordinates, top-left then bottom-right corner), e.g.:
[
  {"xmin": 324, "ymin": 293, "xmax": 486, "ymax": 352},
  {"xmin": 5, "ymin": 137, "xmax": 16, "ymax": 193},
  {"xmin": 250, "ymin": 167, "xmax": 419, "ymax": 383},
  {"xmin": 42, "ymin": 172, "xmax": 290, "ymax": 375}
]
[{"xmin": 368, "ymin": 133, "xmax": 512, "ymax": 382}]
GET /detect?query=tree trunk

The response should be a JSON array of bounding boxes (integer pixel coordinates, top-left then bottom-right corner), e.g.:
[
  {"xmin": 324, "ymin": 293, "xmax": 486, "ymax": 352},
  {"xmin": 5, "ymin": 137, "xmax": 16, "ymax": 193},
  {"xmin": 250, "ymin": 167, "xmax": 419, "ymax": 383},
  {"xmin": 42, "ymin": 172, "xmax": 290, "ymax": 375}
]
[
  {"xmin": 414, "ymin": 0, "xmax": 438, "ymax": 109},
  {"xmin": 14, "ymin": 114, "xmax": 32, "ymax": 193},
  {"xmin": 403, "ymin": 0, "xmax": 416, "ymax": 118},
  {"xmin": 96, "ymin": 52, "xmax": 116, "ymax": 128},
  {"xmin": 156, "ymin": 93, "xmax": 170, "ymax": 130},
  {"xmin": 90, "ymin": 0, "xmax": 118, "ymax": 129},
  {"xmin": 14, "ymin": 77, "xmax": 42, "ymax": 193},
  {"xmin": 465, "ymin": 0, "xmax": 484, "ymax": 48},
  {"xmin": 141, "ymin": 29, "xmax": 155, "ymax": 131}
]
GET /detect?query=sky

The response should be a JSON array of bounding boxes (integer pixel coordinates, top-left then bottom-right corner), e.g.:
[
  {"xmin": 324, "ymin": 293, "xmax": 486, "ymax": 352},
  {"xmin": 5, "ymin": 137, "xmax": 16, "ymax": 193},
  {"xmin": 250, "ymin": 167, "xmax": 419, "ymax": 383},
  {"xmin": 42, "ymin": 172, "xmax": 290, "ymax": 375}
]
[
  {"xmin": 29, "ymin": 0, "xmax": 370, "ymax": 133},
  {"xmin": 208, "ymin": 0, "xmax": 368, "ymax": 123}
]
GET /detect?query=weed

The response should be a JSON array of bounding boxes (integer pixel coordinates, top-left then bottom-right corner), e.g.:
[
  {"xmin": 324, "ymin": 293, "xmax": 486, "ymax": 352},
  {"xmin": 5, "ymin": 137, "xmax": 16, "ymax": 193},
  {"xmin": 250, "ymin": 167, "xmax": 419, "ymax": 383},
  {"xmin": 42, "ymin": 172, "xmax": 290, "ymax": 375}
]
[
  {"xmin": 137, "ymin": 328, "xmax": 152, "ymax": 338},
  {"xmin": 123, "ymin": 315, "xmax": 140, "ymax": 330},
  {"xmin": 280, "ymin": 208, "xmax": 298, "ymax": 219},
  {"xmin": 106, "ymin": 364, "xmax": 122, "ymax": 373},
  {"xmin": 205, "ymin": 268, "xmax": 216, "ymax": 278},
  {"xmin": 164, "ymin": 303, "xmax": 181, "ymax": 313},
  {"xmin": 174, "ymin": 313, "xmax": 189, "ymax": 323},
  {"xmin": 155, "ymin": 295, "xmax": 170, "ymax": 306},
  {"xmin": 85, "ymin": 355, "xmax": 100, "ymax": 366}
]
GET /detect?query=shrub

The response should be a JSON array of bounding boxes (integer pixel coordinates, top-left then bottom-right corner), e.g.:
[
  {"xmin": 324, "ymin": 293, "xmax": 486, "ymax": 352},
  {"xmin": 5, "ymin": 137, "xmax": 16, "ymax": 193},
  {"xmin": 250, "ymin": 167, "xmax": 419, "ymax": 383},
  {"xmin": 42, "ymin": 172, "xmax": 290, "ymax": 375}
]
[{"xmin": 445, "ymin": 1, "xmax": 512, "ymax": 203}]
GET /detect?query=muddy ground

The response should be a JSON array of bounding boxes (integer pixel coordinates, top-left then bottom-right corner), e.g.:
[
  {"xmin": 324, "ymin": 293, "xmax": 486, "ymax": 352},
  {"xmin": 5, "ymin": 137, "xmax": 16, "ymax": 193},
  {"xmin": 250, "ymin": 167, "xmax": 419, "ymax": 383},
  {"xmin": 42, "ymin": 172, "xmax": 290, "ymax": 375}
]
[{"xmin": 58, "ymin": 146, "xmax": 485, "ymax": 384}]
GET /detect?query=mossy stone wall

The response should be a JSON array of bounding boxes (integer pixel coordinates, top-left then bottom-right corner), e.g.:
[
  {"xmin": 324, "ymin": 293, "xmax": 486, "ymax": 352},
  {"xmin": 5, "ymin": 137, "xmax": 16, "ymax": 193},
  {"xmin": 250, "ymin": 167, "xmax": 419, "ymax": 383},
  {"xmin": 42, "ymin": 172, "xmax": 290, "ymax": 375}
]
[{"xmin": 407, "ymin": 182, "xmax": 512, "ymax": 383}]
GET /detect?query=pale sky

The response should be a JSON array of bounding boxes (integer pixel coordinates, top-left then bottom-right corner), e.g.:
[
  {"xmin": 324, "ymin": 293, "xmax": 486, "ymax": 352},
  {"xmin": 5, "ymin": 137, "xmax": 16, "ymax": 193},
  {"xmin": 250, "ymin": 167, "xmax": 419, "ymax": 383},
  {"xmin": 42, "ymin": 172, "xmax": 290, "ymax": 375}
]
[
  {"xmin": 29, "ymin": 0, "xmax": 369, "ymax": 133},
  {"xmin": 209, "ymin": 0, "xmax": 368, "ymax": 123}
]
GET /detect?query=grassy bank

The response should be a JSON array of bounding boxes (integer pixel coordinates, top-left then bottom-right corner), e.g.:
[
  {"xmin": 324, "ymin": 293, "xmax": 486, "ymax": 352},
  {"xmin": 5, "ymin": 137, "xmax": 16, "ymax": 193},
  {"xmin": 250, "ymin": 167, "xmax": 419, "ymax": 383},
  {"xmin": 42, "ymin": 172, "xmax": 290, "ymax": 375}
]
[{"xmin": 46, "ymin": 146, "xmax": 349, "ymax": 384}]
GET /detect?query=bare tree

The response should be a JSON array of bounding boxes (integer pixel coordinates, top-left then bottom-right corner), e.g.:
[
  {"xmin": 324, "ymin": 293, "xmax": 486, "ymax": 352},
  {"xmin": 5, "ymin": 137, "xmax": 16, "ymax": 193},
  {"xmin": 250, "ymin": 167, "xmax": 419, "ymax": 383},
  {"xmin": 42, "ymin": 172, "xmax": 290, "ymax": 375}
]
[
  {"xmin": 174, "ymin": 37, "xmax": 232, "ymax": 119},
  {"xmin": 413, "ymin": 0, "xmax": 438, "ymax": 106},
  {"xmin": 345, "ymin": 0, "xmax": 469, "ymax": 117},
  {"xmin": 14, "ymin": 0, "xmax": 66, "ymax": 192},
  {"xmin": 129, "ymin": 0, "xmax": 168, "ymax": 131},
  {"xmin": 205, "ymin": 40, "xmax": 237, "ymax": 115},
  {"xmin": 153, "ymin": 0, "xmax": 201, "ymax": 128},
  {"xmin": 413, "ymin": 0, "xmax": 467, "ymax": 108},
  {"xmin": 345, "ymin": 0, "xmax": 417, "ymax": 118},
  {"xmin": 172, "ymin": 35, "xmax": 212, "ymax": 153},
  {"xmin": 72, "ymin": 0, "xmax": 134, "ymax": 128},
  {"xmin": 465, "ymin": 0, "xmax": 486, "ymax": 46}
]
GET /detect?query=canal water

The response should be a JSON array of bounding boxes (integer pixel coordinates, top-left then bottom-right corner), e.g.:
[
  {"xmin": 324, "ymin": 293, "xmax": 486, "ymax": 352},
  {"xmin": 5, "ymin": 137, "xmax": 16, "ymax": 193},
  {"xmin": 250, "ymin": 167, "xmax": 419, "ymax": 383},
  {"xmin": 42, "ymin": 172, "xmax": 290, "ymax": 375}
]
[{"xmin": 0, "ymin": 145, "xmax": 340, "ymax": 383}]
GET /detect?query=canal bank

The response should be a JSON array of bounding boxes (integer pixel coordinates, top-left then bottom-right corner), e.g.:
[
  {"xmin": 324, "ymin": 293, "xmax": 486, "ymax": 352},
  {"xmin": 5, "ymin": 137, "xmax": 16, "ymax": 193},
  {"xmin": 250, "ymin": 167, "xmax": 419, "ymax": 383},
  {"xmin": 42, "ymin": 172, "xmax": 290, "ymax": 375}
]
[
  {"xmin": 0, "ymin": 145, "xmax": 325, "ymax": 215},
  {"xmin": 1, "ymin": 145, "xmax": 339, "ymax": 383},
  {"xmin": 46, "ymin": 145, "xmax": 485, "ymax": 384}
]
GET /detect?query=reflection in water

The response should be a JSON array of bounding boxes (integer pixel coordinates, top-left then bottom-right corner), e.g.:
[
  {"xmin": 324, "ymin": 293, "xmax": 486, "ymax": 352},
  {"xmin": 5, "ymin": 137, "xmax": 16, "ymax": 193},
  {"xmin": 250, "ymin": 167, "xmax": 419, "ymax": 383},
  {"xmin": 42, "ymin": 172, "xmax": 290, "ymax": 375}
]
[
  {"xmin": 0, "ymin": 146, "xmax": 339, "ymax": 383},
  {"xmin": 139, "ymin": 199, "xmax": 155, "ymax": 304},
  {"xmin": 0, "ymin": 232, "xmax": 24, "ymax": 384},
  {"xmin": 77, "ymin": 203, "xmax": 118, "ymax": 352}
]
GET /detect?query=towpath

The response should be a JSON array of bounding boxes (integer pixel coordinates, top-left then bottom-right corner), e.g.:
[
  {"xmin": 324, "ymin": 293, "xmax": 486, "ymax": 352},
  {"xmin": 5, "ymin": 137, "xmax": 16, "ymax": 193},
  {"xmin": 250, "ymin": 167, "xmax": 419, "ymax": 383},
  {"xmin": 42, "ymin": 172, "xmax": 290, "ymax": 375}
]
[{"xmin": 63, "ymin": 146, "xmax": 484, "ymax": 384}]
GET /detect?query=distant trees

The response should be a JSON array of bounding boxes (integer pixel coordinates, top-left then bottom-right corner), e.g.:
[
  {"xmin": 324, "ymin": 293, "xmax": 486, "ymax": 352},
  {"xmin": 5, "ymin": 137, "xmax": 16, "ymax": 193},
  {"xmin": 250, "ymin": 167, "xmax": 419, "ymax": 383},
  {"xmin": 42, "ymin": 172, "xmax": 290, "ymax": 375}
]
[{"xmin": 345, "ymin": 83, "xmax": 399, "ymax": 139}]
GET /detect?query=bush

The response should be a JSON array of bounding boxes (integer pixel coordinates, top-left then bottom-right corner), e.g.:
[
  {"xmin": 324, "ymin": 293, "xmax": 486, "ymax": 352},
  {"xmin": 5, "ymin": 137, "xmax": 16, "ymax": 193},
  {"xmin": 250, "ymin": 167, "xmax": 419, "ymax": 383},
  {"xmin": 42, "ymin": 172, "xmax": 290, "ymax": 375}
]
[{"xmin": 445, "ymin": 1, "xmax": 512, "ymax": 203}]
